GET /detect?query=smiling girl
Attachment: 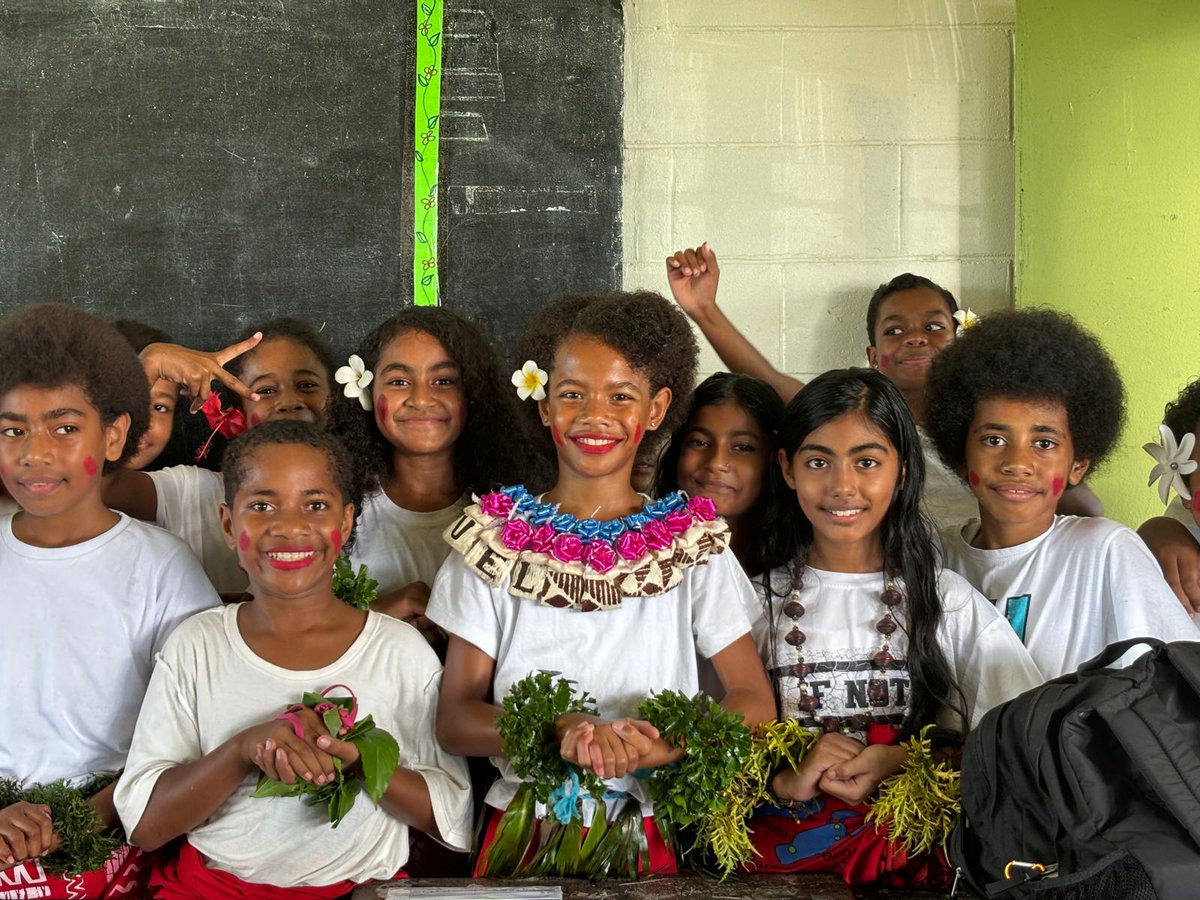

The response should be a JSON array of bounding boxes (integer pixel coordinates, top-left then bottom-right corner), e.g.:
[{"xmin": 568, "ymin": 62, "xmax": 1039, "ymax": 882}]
[
  {"xmin": 743, "ymin": 368, "xmax": 1040, "ymax": 889},
  {"xmin": 114, "ymin": 421, "xmax": 471, "ymax": 899},
  {"xmin": 330, "ymin": 308, "xmax": 523, "ymax": 629},
  {"xmin": 656, "ymin": 372, "xmax": 784, "ymax": 578},
  {"xmin": 429, "ymin": 291, "xmax": 775, "ymax": 876}
]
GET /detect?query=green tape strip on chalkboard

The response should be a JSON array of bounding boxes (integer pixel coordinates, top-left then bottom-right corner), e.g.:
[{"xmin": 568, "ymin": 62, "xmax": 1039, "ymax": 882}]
[{"xmin": 414, "ymin": 0, "xmax": 443, "ymax": 306}]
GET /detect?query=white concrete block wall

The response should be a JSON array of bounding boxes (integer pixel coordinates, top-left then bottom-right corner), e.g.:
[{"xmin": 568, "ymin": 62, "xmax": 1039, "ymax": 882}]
[{"xmin": 622, "ymin": 0, "xmax": 1015, "ymax": 381}]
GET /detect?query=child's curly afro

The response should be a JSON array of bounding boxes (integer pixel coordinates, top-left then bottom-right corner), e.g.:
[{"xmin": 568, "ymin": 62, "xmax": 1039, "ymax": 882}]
[
  {"xmin": 0, "ymin": 303, "xmax": 149, "ymax": 472},
  {"xmin": 513, "ymin": 290, "xmax": 698, "ymax": 489},
  {"xmin": 925, "ymin": 308, "xmax": 1125, "ymax": 477}
]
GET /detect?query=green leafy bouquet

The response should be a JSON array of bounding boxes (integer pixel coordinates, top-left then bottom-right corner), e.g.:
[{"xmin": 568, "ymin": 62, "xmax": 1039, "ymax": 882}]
[
  {"xmin": 481, "ymin": 672, "xmax": 752, "ymax": 880},
  {"xmin": 331, "ymin": 556, "xmax": 378, "ymax": 610},
  {"xmin": 0, "ymin": 774, "xmax": 120, "ymax": 876},
  {"xmin": 252, "ymin": 685, "xmax": 399, "ymax": 827}
]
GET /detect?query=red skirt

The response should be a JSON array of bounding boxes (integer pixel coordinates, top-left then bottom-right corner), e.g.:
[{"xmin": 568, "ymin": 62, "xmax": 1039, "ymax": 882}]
[
  {"xmin": 743, "ymin": 794, "xmax": 952, "ymax": 890},
  {"xmin": 150, "ymin": 839, "xmax": 406, "ymax": 900},
  {"xmin": 474, "ymin": 805, "xmax": 677, "ymax": 878},
  {"xmin": 0, "ymin": 844, "xmax": 147, "ymax": 900}
]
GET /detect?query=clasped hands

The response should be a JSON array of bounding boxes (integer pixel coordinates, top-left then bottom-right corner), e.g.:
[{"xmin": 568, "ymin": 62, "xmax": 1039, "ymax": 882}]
[
  {"xmin": 770, "ymin": 733, "xmax": 908, "ymax": 807},
  {"xmin": 240, "ymin": 707, "xmax": 362, "ymax": 787},
  {"xmin": 555, "ymin": 713, "xmax": 684, "ymax": 780}
]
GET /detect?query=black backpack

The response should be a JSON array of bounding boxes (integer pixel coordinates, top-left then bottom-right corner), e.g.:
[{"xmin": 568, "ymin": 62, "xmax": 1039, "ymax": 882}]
[{"xmin": 949, "ymin": 639, "xmax": 1200, "ymax": 899}]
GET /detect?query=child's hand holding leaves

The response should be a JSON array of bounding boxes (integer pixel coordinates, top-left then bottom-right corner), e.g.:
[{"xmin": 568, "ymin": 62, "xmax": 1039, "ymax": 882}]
[{"xmin": 0, "ymin": 800, "xmax": 60, "ymax": 867}]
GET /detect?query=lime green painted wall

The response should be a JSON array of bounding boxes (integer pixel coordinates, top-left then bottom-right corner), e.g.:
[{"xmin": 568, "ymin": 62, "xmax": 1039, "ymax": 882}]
[{"xmin": 1015, "ymin": 0, "xmax": 1200, "ymax": 526}]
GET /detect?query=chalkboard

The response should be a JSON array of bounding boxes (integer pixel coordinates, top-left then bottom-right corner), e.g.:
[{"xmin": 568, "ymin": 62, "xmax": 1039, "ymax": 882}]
[{"xmin": 0, "ymin": 0, "xmax": 623, "ymax": 356}]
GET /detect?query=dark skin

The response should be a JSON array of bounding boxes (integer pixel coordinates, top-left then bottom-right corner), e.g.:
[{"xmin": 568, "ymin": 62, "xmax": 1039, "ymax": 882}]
[
  {"xmin": 666, "ymin": 242, "xmax": 1102, "ymax": 516},
  {"xmin": 368, "ymin": 330, "xmax": 470, "ymax": 636},
  {"xmin": 0, "ymin": 385, "xmax": 127, "ymax": 865},
  {"xmin": 128, "ymin": 443, "xmax": 439, "ymax": 852},
  {"xmin": 436, "ymin": 338, "xmax": 776, "ymax": 779}
]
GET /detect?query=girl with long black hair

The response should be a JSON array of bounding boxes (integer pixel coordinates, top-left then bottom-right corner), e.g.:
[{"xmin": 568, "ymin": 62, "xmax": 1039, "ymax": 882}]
[
  {"xmin": 655, "ymin": 372, "xmax": 784, "ymax": 578},
  {"xmin": 744, "ymin": 368, "xmax": 1039, "ymax": 889}
]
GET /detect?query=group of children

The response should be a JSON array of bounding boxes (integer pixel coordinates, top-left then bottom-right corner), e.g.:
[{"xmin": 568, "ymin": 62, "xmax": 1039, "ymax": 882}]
[{"xmin": 2, "ymin": 246, "xmax": 1198, "ymax": 898}]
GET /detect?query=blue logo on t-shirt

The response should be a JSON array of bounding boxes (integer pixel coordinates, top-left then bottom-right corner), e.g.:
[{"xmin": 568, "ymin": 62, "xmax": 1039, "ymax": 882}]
[{"xmin": 1000, "ymin": 594, "xmax": 1031, "ymax": 643}]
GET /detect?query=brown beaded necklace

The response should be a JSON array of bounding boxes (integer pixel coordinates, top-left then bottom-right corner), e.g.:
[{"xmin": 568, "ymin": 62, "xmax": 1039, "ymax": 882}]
[{"xmin": 780, "ymin": 561, "xmax": 904, "ymax": 718}]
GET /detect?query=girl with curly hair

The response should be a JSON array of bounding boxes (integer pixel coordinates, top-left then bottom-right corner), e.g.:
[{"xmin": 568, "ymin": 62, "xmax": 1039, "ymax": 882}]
[
  {"xmin": 328, "ymin": 307, "xmax": 524, "ymax": 630},
  {"xmin": 429, "ymin": 290, "xmax": 775, "ymax": 877}
]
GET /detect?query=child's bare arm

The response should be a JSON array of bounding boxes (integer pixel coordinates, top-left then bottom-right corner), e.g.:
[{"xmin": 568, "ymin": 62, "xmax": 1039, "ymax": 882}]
[
  {"xmin": 435, "ymin": 636, "xmax": 504, "ymax": 757},
  {"xmin": 1138, "ymin": 516, "xmax": 1200, "ymax": 614},
  {"xmin": 139, "ymin": 333, "xmax": 262, "ymax": 414},
  {"xmin": 666, "ymin": 243, "xmax": 804, "ymax": 403},
  {"xmin": 708, "ymin": 633, "xmax": 777, "ymax": 729},
  {"xmin": 102, "ymin": 468, "xmax": 158, "ymax": 522},
  {"xmin": 1056, "ymin": 483, "xmax": 1103, "ymax": 517},
  {"xmin": 314, "ymin": 733, "xmax": 440, "ymax": 837},
  {"xmin": 130, "ymin": 713, "xmax": 336, "ymax": 852}
]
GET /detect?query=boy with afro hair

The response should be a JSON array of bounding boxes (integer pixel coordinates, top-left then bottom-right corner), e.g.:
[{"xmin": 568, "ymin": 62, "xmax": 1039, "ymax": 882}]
[
  {"xmin": 925, "ymin": 308, "xmax": 1197, "ymax": 679},
  {"xmin": 0, "ymin": 304, "xmax": 217, "ymax": 898}
]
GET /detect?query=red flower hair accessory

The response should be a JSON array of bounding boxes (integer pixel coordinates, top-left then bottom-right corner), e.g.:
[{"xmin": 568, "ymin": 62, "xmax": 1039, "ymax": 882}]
[{"xmin": 195, "ymin": 392, "xmax": 247, "ymax": 461}]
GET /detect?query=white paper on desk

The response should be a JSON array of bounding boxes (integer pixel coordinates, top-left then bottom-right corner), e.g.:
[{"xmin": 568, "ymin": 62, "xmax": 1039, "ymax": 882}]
[{"xmin": 383, "ymin": 888, "xmax": 563, "ymax": 900}]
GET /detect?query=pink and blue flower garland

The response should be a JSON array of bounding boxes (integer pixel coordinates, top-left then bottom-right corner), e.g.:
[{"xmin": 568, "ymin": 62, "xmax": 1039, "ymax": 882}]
[{"xmin": 476, "ymin": 485, "xmax": 719, "ymax": 576}]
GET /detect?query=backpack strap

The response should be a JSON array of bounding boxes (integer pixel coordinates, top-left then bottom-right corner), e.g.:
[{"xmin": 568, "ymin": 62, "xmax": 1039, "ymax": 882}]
[{"xmin": 1077, "ymin": 637, "xmax": 1165, "ymax": 673}]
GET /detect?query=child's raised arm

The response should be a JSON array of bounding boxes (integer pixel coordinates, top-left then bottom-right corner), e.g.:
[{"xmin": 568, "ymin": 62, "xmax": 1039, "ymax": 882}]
[{"xmin": 666, "ymin": 243, "xmax": 803, "ymax": 403}]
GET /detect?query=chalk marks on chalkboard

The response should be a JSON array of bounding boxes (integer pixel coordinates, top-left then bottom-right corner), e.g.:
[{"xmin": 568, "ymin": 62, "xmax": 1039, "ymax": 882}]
[
  {"xmin": 443, "ymin": 9, "xmax": 505, "ymax": 104},
  {"xmin": 448, "ymin": 186, "xmax": 598, "ymax": 217},
  {"xmin": 442, "ymin": 111, "xmax": 489, "ymax": 143}
]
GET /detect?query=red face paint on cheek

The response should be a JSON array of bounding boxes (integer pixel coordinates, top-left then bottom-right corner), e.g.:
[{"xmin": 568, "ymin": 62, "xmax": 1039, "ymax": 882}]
[
  {"xmin": 238, "ymin": 530, "xmax": 250, "ymax": 551},
  {"xmin": 331, "ymin": 528, "xmax": 343, "ymax": 552},
  {"xmin": 249, "ymin": 413, "xmax": 262, "ymax": 427},
  {"xmin": 551, "ymin": 424, "xmax": 564, "ymax": 447},
  {"xmin": 968, "ymin": 470, "xmax": 981, "ymax": 487},
  {"xmin": 83, "ymin": 457, "xmax": 98, "ymax": 477},
  {"xmin": 1052, "ymin": 475, "xmax": 1065, "ymax": 496},
  {"xmin": 375, "ymin": 396, "xmax": 388, "ymax": 423},
  {"xmin": 634, "ymin": 424, "xmax": 642, "ymax": 444},
  {"xmin": 880, "ymin": 354, "xmax": 891, "ymax": 368}
]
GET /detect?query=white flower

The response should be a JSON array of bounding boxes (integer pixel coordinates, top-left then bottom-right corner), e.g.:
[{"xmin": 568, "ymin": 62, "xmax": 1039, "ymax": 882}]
[
  {"xmin": 1144, "ymin": 423, "xmax": 1197, "ymax": 505},
  {"xmin": 953, "ymin": 308, "xmax": 980, "ymax": 336},
  {"xmin": 335, "ymin": 354, "xmax": 374, "ymax": 411},
  {"xmin": 511, "ymin": 359, "xmax": 548, "ymax": 401}
]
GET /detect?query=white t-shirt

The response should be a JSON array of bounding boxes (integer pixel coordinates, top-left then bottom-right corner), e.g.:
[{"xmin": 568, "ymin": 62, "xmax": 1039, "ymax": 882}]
[
  {"xmin": 148, "ymin": 464, "xmax": 248, "ymax": 594},
  {"xmin": 115, "ymin": 605, "xmax": 472, "ymax": 887},
  {"xmin": 350, "ymin": 490, "xmax": 466, "ymax": 593},
  {"xmin": 940, "ymin": 516, "xmax": 1200, "ymax": 678},
  {"xmin": 426, "ymin": 548, "xmax": 756, "ymax": 812},
  {"xmin": 750, "ymin": 567, "xmax": 1042, "ymax": 733},
  {"xmin": 0, "ymin": 513, "xmax": 219, "ymax": 786},
  {"xmin": 918, "ymin": 426, "xmax": 978, "ymax": 531}
]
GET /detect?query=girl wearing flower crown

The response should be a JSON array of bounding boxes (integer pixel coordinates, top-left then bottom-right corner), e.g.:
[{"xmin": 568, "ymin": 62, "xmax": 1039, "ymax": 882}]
[
  {"xmin": 428, "ymin": 291, "xmax": 775, "ymax": 877},
  {"xmin": 104, "ymin": 318, "xmax": 339, "ymax": 594},
  {"xmin": 114, "ymin": 421, "xmax": 472, "ymax": 899},
  {"xmin": 745, "ymin": 368, "xmax": 1040, "ymax": 890},
  {"xmin": 329, "ymin": 307, "xmax": 524, "ymax": 630}
]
